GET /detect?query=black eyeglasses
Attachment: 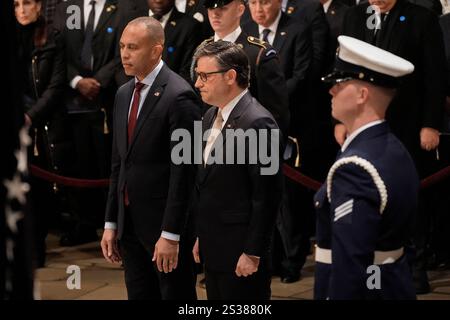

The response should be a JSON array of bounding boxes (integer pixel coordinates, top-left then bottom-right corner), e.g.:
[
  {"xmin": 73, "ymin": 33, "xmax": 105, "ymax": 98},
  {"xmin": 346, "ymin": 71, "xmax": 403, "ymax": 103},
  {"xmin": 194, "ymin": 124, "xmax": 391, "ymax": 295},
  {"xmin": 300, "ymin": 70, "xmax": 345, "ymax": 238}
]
[{"xmin": 194, "ymin": 69, "xmax": 229, "ymax": 82}]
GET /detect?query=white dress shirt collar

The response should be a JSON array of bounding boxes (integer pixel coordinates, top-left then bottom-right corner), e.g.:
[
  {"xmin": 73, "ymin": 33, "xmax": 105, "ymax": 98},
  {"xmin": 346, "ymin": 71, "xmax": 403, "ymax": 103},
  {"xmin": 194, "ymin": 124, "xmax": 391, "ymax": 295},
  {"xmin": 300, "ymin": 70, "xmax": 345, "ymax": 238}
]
[
  {"xmin": 323, "ymin": 0, "xmax": 332, "ymax": 13},
  {"xmin": 258, "ymin": 10, "xmax": 282, "ymax": 45},
  {"xmin": 176, "ymin": 0, "xmax": 187, "ymax": 13},
  {"xmin": 218, "ymin": 89, "xmax": 249, "ymax": 128},
  {"xmin": 214, "ymin": 26, "xmax": 242, "ymax": 43},
  {"xmin": 341, "ymin": 120, "xmax": 385, "ymax": 152},
  {"xmin": 148, "ymin": 8, "xmax": 174, "ymax": 29},
  {"xmin": 83, "ymin": 0, "xmax": 106, "ymax": 29},
  {"xmin": 135, "ymin": 60, "xmax": 164, "ymax": 87},
  {"xmin": 129, "ymin": 60, "xmax": 164, "ymax": 119}
]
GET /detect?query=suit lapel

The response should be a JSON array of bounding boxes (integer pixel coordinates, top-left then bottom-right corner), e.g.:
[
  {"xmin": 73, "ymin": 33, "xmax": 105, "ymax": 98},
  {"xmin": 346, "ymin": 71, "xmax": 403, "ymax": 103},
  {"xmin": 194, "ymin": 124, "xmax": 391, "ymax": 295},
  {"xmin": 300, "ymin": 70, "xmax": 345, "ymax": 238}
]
[
  {"xmin": 126, "ymin": 65, "xmax": 169, "ymax": 156},
  {"xmin": 165, "ymin": 9, "xmax": 180, "ymax": 38},
  {"xmin": 378, "ymin": 0, "xmax": 403, "ymax": 51},
  {"xmin": 119, "ymin": 81, "xmax": 135, "ymax": 156},
  {"xmin": 285, "ymin": 0, "xmax": 297, "ymax": 15},
  {"xmin": 273, "ymin": 14, "xmax": 288, "ymax": 52},
  {"xmin": 94, "ymin": 0, "xmax": 118, "ymax": 38}
]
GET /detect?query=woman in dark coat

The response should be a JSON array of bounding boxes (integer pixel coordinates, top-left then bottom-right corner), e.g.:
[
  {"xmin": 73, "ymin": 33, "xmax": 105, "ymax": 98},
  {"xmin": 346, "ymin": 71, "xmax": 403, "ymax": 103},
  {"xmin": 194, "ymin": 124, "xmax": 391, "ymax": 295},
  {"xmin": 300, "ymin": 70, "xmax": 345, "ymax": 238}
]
[{"xmin": 15, "ymin": 0, "xmax": 66, "ymax": 267}]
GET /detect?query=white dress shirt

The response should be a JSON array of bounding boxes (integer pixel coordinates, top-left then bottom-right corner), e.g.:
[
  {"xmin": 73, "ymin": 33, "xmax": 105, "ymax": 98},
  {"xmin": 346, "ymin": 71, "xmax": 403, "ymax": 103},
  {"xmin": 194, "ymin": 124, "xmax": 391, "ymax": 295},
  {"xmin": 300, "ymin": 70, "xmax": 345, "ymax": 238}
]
[
  {"xmin": 218, "ymin": 89, "xmax": 249, "ymax": 128},
  {"xmin": 70, "ymin": 0, "xmax": 107, "ymax": 89},
  {"xmin": 258, "ymin": 11, "xmax": 282, "ymax": 46},
  {"xmin": 203, "ymin": 89, "xmax": 249, "ymax": 164},
  {"xmin": 341, "ymin": 120, "xmax": 385, "ymax": 152},
  {"xmin": 148, "ymin": 8, "xmax": 174, "ymax": 29},
  {"xmin": 176, "ymin": 0, "xmax": 187, "ymax": 13},
  {"xmin": 323, "ymin": 0, "xmax": 332, "ymax": 13},
  {"xmin": 214, "ymin": 26, "xmax": 242, "ymax": 43}
]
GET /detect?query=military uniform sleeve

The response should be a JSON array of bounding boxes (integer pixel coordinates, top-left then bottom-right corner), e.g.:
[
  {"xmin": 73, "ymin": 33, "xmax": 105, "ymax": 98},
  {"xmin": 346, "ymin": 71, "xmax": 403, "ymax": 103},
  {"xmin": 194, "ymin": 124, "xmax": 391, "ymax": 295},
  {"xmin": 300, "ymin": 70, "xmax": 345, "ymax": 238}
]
[{"xmin": 256, "ymin": 46, "xmax": 290, "ymax": 136}]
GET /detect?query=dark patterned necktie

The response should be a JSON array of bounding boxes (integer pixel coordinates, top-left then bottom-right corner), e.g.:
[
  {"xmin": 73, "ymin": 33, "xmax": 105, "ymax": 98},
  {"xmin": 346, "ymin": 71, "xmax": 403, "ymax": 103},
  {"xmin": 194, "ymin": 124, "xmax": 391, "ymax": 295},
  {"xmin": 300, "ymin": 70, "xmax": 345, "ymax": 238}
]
[{"xmin": 81, "ymin": 0, "xmax": 96, "ymax": 70}]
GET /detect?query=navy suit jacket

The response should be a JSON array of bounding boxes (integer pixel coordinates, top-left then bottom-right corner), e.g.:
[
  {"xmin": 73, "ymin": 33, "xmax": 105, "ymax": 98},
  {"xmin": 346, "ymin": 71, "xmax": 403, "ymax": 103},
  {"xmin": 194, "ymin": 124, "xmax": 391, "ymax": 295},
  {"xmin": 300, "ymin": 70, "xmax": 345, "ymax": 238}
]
[{"xmin": 105, "ymin": 64, "xmax": 201, "ymax": 249}]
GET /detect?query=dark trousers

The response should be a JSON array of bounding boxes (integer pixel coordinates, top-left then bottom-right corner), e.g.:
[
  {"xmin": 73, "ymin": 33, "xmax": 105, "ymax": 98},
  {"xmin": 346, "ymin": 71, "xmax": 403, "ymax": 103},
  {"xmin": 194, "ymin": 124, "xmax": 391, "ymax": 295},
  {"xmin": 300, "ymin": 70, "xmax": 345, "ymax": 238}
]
[
  {"xmin": 119, "ymin": 211, "xmax": 197, "ymax": 300},
  {"xmin": 205, "ymin": 268, "xmax": 271, "ymax": 300},
  {"xmin": 66, "ymin": 111, "xmax": 111, "ymax": 232}
]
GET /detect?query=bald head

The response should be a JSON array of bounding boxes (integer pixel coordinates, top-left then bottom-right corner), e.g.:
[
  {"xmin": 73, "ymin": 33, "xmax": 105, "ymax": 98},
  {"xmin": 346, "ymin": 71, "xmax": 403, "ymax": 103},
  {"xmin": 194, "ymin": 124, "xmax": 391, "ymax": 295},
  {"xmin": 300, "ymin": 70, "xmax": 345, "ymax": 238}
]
[
  {"xmin": 127, "ymin": 16, "xmax": 165, "ymax": 46},
  {"xmin": 120, "ymin": 17, "xmax": 165, "ymax": 80}
]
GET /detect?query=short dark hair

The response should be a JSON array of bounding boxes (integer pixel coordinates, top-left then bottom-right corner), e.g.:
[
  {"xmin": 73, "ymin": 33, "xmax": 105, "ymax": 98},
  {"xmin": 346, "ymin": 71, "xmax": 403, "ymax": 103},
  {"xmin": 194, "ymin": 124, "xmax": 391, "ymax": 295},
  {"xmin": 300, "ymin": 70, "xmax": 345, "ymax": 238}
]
[{"xmin": 192, "ymin": 40, "xmax": 250, "ymax": 89}]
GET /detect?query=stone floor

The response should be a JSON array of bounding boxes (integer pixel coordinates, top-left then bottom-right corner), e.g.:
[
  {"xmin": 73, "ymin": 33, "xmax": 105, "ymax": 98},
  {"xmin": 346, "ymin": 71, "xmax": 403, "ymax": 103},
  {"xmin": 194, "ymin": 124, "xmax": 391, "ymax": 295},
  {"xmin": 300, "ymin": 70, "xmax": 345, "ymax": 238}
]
[{"xmin": 35, "ymin": 233, "xmax": 450, "ymax": 300}]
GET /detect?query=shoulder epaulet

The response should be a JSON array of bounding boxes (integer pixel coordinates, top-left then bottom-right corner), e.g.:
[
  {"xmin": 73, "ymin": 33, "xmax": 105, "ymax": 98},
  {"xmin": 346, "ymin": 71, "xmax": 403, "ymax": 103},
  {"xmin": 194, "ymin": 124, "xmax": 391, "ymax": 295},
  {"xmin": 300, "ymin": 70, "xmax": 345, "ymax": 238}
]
[
  {"xmin": 201, "ymin": 37, "xmax": 214, "ymax": 45},
  {"xmin": 247, "ymin": 36, "xmax": 268, "ymax": 49}
]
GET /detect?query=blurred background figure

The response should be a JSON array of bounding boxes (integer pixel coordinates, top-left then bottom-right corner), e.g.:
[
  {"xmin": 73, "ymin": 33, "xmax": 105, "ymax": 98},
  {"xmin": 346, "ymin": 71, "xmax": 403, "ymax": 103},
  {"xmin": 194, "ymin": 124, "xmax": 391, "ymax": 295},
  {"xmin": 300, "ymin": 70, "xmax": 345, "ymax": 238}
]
[
  {"xmin": 15, "ymin": 0, "xmax": 66, "ymax": 268},
  {"xmin": 53, "ymin": 0, "xmax": 126, "ymax": 246},
  {"xmin": 146, "ymin": 0, "xmax": 203, "ymax": 82},
  {"xmin": 2, "ymin": 0, "xmax": 35, "ymax": 299}
]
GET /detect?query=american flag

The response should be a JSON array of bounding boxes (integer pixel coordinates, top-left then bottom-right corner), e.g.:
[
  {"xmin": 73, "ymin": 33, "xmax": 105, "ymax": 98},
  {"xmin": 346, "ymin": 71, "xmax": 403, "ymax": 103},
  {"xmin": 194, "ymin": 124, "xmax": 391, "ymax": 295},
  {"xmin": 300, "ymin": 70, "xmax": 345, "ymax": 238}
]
[{"xmin": 1, "ymin": 0, "xmax": 34, "ymax": 300}]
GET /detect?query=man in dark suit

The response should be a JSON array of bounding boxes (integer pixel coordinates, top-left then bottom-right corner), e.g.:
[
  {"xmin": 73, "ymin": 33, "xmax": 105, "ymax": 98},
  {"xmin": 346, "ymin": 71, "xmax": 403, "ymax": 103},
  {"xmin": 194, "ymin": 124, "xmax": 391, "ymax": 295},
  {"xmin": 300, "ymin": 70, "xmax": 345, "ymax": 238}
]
[
  {"xmin": 100, "ymin": 17, "xmax": 201, "ymax": 299},
  {"xmin": 191, "ymin": 40, "xmax": 283, "ymax": 299},
  {"xmin": 145, "ymin": 0, "xmax": 203, "ymax": 81},
  {"xmin": 244, "ymin": 0, "xmax": 316, "ymax": 283},
  {"xmin": 322, "ymin": 0, "xmax": 349, "ymax": 71},
  {"xmin": 54, "ymin": 0, "xmax": 126, "ymax": 246},
  {"xmin": 203, "ymin": 0, "xmax": 290, "ymax": 137},
  {"xmin": 241, "ymin": 0, "xmax": 330, "ymax": 79},
  {"xmin": 243, "ymin": 0, "xmax": 311, "ymax": 106},
  {"xmin": 315, "ymin": 36, "xmax": 417, "ymax": 300},
  {"xmin": 340, "ymin": 0, "xmax": 447, "ymax": 293}
]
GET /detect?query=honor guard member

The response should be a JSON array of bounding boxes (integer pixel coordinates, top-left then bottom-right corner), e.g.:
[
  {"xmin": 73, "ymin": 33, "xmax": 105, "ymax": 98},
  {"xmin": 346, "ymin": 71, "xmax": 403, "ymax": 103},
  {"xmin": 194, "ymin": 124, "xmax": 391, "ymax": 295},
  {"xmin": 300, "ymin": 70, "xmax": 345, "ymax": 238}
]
[
  {"xmin": 200, "ymin": 0, "xmax": 289, "ymax": 136},
  {"xmin": 314, "ymin": 36, "xmax": 418, "ymax": 300}
]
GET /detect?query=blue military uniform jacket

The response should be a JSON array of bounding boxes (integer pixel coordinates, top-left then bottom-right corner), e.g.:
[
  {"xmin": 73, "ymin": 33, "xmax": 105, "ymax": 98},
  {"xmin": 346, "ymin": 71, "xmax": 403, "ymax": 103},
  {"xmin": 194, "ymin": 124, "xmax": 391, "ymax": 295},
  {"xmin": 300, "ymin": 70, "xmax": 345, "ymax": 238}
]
[{"xmin": 314, "ymin": 121, "xmax": 418, "ymax": 300}]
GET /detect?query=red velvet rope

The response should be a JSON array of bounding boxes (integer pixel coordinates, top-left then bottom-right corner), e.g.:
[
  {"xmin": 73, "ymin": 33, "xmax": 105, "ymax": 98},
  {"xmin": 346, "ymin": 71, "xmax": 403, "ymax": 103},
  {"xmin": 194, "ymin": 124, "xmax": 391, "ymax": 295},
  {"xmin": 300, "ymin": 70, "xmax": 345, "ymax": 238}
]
[
  {"xmin": 30, "ymin": 163, "xmax": 450, "ymax": 191},
  {"xmin": 29, "ymin": 165, "xmax": 110, "ymax": 188},
  {"xmin": 282, "ymin": 164, "xmax": 322, "ymax": 191}
]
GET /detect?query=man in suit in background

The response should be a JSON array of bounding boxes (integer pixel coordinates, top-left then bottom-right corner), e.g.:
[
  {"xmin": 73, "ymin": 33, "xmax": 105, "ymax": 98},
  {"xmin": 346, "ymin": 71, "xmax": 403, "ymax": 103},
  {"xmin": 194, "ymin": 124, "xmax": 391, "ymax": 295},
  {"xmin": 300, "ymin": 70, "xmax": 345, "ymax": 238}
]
[
  {"xmin": 101, "ymin": 17, "xmax": 201, "ymax": 299},
  {"xmin": 54, "ymin": 0, "xmax": 126, "ymax": 246},
  {"xmin": 244, "ymin": 0, "xmax": 317, "ymax": 283},
  {"xmin": 191, "ymin": 40, "xmax": 283, "ymax": 299},
  {"xmin": 242, "ymin": 0, "xmax": 330, "ymax": 80},
  {"xmin": 322, "ymin": 0, "xmax": 349, "ymax": 71},
  {"xmin": 146, "ymin": 0, "xmax": 203, "ymax": 81}
]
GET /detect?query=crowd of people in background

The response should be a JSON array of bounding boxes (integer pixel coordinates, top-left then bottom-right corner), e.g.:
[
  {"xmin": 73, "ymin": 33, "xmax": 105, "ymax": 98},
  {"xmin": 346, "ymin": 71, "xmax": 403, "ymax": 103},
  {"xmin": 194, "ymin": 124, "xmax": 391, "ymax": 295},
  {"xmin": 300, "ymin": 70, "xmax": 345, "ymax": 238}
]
[{"xmin": 10, "ymin": 0, "xmax": 450, "ymax": 299}]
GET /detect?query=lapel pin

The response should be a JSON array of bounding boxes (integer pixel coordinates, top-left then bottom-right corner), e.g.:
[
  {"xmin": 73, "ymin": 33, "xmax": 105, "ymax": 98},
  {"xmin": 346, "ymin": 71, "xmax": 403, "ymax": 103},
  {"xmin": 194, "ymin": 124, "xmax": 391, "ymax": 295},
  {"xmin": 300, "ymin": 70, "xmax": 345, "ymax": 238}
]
[
  {"xmin": 331, "ymin": 10, "xmax": 335, "ymax": 15},
  {"xmin": 287, "ymin": 6, "xmax": 294, "ymax": 14},
  {"xmin": 399, "ymin": 15, "xmax": 406, "ymax": 22},
  {"xmin": 280, "ymin": 31, "xmax": 286, "ymax": 36},
  {"xmin": 188, "ymin": 0, "xmax": 195, "ymax": 7},
  {"xmin": 154, "ymin": 91, "xmax": 160, "ymax": 96},
  {"xmin": 171, "ymin": 21, "xmax": 176, "ymax": 26},
  {"xmin": 106, "ymin": 5, "xmax": 116, "ymax": 12},
  {"xmin": 107, "ymin": 27, "xmax": 114, "ymax": 33}
]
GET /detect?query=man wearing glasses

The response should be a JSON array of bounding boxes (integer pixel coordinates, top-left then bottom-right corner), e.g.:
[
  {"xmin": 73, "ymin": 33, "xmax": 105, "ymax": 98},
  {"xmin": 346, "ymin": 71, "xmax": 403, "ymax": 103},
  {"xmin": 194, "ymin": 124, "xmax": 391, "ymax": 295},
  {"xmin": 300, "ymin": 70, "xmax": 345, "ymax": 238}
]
[
  {"xmin": 191, "ymin": 40, "xmax": 283, "ymax": 299},
  {"xmin": 201, "ymin": 0, "xmax": 289, "ymax": 137}
]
